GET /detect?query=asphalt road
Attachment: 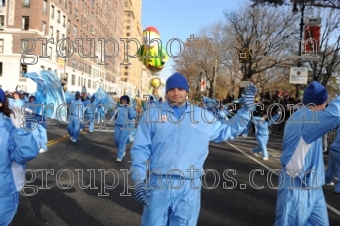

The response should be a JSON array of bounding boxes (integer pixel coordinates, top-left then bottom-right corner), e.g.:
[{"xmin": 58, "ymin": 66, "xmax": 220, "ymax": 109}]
[{"xmin": 10, "ymin": 120, "xmax": 340, "ymax": 226}]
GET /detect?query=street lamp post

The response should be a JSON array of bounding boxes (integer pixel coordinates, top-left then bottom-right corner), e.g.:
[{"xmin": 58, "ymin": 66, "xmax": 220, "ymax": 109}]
[{"xmin": 292, "ymin": 1, "xmax": 306, "ymax": 100}]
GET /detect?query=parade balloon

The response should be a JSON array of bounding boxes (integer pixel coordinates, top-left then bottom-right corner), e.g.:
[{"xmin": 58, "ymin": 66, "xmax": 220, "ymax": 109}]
[
  {"xmin": 150, "ymin": 77, "xmax": 161, "ymax": 88},
  {"xmin": 138, "ymin": 26, "xmax": 169, "ymax": 74}
]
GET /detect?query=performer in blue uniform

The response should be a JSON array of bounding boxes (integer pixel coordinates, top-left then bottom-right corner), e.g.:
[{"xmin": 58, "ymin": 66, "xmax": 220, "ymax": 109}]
[
  {"xmin": 8, "ymin": 91, "xmax": 25, "ymax": 109},
  {"xmin": 130, "ymin": 72, "xmax": 257, "ymax": 225},
  {"xmin": 114, "ymin": 95, "xmax": 137, "ymax": 162},
  {"xmin": 274, "ymin": 81, "xmax": 339, "ymax": 226},
  {"xmin": 0, "ymin": 88, "xmax": 39, "ymax": 225},
  {"xmin": 85, "ymin": 95, "xmax": 97, "ymax": 133},
  {"xmin": 143, "ymin": 96, "xmax": 158, "ymax": 112},
  {"xmin": 67, "ymin": 91, "xmax": 84, "ymax": 142},
  {"xmin": 325, "ymin": 127, "xmax": 340, "ymax": 194},
  {"xmin": 27, "ymin": 95, "xmax": 48, "ymax": 153},
  {"xmin": 251, "ymin": 110, "xmax": 281, "ymax": 160}
]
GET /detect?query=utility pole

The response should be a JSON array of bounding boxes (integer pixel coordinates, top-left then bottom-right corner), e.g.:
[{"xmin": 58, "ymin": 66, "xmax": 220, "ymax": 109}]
[
  {"xmin": 293, "ymin": 1, "xmax": 305, "ymax": 100},
  {"xmin": 212, "ymin": 58, "xmax": 217, "ymax": 99}
]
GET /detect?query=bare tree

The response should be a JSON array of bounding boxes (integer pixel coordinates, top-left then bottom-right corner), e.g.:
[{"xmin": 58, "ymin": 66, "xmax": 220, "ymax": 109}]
[
  {"xmin": 303, "ymin": 8, "xmax": 340, "ymax": 85},
  {"xmin": 251, "ymin": 0, "xmax": 340, "ymax": 9},
  {"xmin": 223, "ymin": 3, "xmax": 299, "ymax": 97}
]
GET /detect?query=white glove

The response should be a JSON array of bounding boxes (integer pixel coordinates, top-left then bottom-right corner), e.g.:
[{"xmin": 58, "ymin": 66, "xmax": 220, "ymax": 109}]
[
  {"xmin": 24, "ymin": 108, "xmax": 33, "ymax": 114},
  {"xmin": 10, "ymin": 106, "xmax": 25, "ymax": 128}
]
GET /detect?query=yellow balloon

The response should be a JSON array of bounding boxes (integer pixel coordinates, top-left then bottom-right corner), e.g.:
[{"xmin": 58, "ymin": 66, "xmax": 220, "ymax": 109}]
[{"xmin": 150, "ymin": 78, "xmax": 161, "ymax": 88}]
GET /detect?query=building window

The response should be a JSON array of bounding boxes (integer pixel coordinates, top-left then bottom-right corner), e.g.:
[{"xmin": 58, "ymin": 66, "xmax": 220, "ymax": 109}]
[
  {"xmin": 21, "ymin": 64, "xmax": 27, "ymax": 77},
  {"xmin": 49, "ymin": 47, "xmax": 52, "ymax": 60},
  {"xmin": 0, "ymin": 16, "xmax": 4, "ymax": 29},
  {"xmin": 64, "ymin": 0, "xmax": 66, "ymax": 9},
  {"xmin": 50, "ymin": 25, "xmax": 53, "ymax": 38},
  {"xmin": 72, "ymin": 59, "xmax": 76, "ymax": 68},
  {"xmin": 0, "ymin": 39, "xmax": 3, "ymax": 53},
  {"xmin": 88, "ymin": 79, "xmax": 91, "ymax": 88},
  {"xmin": 69, "ymin": 2, "xmax": 72, "ymax": 14},
  {"xmin": 42, "ymin": 21, "xmax": 46, "ymax": 35},
  {"xmin": 63, "ymin": 15, "xmax": 66, "ymax": 27},
  {"xmin": 0, "ymin": 62, "xmax": 2, "ymax": 76},
  {"xmin": 57, "ymin": 11, "xmax": 60, "ymax": 23},
  {"xmin": 75, "ymin": 9, "xmax": 78, "ymax": 20},
  {"xmin": 23, "ymin": 0, "xmax": 30, "ymax": 7},
  {"xmin": 73, "ymin": 25, "xmax": 77, "ymax": 37},
  {"xmin": 21, "ymin": 16, "xmax": 29, "ymax": 30},
  {"xmin": 67, "ymin": 20, "xmax": 70, "ymax": 33},
  {"xmin": 51, "ymin": 5, "xmax": 55, "ymax": 18},
  {"xmin": 56, "ymin": 30, "xmax": 60, "ymax": 43},
  {"xmin": 72, "ymin": 74, "xmax": 76, "ymax": 85},
  {"xmin": 1, "ymin": 0, "xmax": 5, "ymax": 7},
  {"xmin": 43, "ymin": 0, "xmax": 47, "ymax": 14}
]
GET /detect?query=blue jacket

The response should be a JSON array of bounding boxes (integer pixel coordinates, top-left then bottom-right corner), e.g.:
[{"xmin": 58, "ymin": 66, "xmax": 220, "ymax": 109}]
[
  {"xmin": 9, "ymin": 98, "xmax": 25, "ymax": 109},
  {"xmin": 26, "ymin": 101, "xmax": 47, "ymax": 129},
  {"xmin": 85, "ymin": 100, "xmax": 98, "ymax": 115},
  {"xmin": 330, "ymin": 127, "xmax": 340, "ymax": 153},
  {"xmin": 114, "ymin": 105, "xmax": 137, "ymax": 127},
  {"xmin": 143, "ymin": 101, "xmax": 158, "ymax": 112},
  {"xmin": 281, "ymin": 96, "xmax": 340, "ymax": 187},
  {"xmin": 130, "ymin": 101, "xmax": 250, "ymax": 182},
  {"xmin": 69, "ymin": 99, "xmax": 85, "ymax": 120},
  {"xmin": 253, "ymin": 114, "xmax": 280, "ymax": 135},
  {"xmin": 0, "ymin": 113, "xmax": 39, "ymax": 197}
]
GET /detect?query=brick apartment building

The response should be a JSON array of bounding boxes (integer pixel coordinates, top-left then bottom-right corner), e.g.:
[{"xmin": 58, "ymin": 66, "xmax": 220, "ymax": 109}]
[
  {"xmin": 0, "ymin": 0, "xmax": 143, "ymax": 96},
  {"xmin": 120, "ymin": 0, "xmax": 143, "ymax": 97}
]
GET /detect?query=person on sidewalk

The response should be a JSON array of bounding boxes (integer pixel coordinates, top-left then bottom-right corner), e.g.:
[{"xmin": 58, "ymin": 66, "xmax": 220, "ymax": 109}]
[
  {"xmin": 274, "ymin": 81, "xmax": 340, "ymax": 226},
  {"xmin": 130, "ymin": 72, "xmax": 257, "ymax": 225},
  {"xmin": 325, "ymin": 126, "xmax": 340, "ymax": 194},
  {"xmin": 251, "ymin": 109, "xmax": 281, "ymax": 160},
  {"xmin": 114, "ymin": 95, "xmax": 136, "ymax": 162}
]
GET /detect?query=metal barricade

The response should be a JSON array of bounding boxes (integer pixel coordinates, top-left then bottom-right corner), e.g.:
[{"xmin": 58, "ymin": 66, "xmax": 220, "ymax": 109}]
[{"xmin": 323, "ymin": 129, "xmax": 337, "ymax": 153}]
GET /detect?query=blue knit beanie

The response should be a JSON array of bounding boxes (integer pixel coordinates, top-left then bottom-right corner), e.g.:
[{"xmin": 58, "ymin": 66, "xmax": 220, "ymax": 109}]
[
  {"xmin": 302, "ymin": 81, "xmax": 328, "ymax": 105},
  {"xmin": 75, "ymin": 91, "xmax": 80, "ymax": 96},
  {"xmin": 0, "ymin": 88, "xmax": 6, "ymax": 103},
  {"xmin": 166, "ymin": 72, "xmax": 189, "ymax": 93},
  {"xmin": 120, "ymin": 95, "xmax": 130, "ymax": 104}
]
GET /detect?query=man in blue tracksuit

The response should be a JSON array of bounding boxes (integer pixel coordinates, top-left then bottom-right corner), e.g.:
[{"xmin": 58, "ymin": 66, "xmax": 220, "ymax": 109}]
[
  {"xmin": 130, "ymin": 72, "xmax": 257, "ymax": 225},
  {"xmin": 27, "ymin": 95, "xmax": 48, "ymax": 153},
  {"xmin": 325, "ymin": 127, "xmax": 340, "ymax": 194},
  {"xmin": 114, "ymin": 95, "xmax": 137, "ymax": 162},
  {"xmin": 67, "ymin": 91, "xmax": 84, "ymax": 142},
  {"xmin": 85, "ymin": 95, "xmax": 97, "ymax": 133},
  {"xmin": 251, "ymin": 110, "xmax": 281, "ymax": 160},
  {"xmin": 274, "ymin": 81, "xmax": 340, "ymax": 226},
  {"xmin": 0, "ymin": 88, "xmax": 39, "ymax": 225}
]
